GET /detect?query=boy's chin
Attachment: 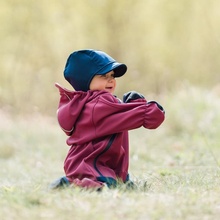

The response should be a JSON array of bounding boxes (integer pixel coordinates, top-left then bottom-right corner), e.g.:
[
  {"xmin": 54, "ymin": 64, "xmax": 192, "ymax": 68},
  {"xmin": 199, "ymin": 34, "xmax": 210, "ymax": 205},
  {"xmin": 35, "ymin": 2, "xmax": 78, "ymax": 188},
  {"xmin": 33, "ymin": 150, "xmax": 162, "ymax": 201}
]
[{"xmin": 104, "ymin": 88, "xmax": 115, "ymax": 94}]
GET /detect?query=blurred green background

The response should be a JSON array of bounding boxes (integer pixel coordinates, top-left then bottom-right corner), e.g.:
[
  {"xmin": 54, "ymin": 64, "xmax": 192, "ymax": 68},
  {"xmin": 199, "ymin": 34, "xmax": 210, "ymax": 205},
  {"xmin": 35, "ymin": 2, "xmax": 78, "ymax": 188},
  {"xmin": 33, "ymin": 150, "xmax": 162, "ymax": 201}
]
[{"xmin": 1, "ymin": 0, "xmax": 220, "ymax": 115}]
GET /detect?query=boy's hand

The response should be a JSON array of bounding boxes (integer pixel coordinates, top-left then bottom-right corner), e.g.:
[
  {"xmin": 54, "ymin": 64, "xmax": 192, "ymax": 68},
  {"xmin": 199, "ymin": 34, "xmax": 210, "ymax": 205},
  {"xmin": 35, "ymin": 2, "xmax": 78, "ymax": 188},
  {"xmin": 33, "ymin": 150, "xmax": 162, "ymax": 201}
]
[
  {"xmin": 147, "ymin": 100, "xmax": 165, "ymax": 113},
  {"xmin": 123, "ymin": 91, "xmax": 145, "ymax": 103}
]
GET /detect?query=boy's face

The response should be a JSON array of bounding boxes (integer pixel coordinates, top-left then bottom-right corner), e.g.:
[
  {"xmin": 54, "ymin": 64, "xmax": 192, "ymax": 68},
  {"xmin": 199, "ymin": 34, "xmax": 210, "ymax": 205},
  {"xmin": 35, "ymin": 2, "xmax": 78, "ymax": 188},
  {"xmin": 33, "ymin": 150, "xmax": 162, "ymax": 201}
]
[{"xmin": 89, "ymin": 71, "xmax": 116, "ymax": 94}]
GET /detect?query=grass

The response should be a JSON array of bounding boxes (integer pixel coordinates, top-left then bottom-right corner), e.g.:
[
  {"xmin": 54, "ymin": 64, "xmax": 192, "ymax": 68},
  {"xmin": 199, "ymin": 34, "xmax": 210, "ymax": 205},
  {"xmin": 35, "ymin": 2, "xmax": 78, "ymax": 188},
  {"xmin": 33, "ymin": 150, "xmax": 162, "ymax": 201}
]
[{"xmin": 1, "ymin": 85, "xmax": 220, "ymax": 220}]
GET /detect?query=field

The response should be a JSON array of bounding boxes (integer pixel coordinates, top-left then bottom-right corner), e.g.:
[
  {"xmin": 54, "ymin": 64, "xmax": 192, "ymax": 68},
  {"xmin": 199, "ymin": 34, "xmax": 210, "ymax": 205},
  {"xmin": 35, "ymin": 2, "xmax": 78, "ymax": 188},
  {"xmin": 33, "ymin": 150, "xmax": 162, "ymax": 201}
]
[
  {"xmin": 1, "ymin": 85, "xmax": 220, "ymax": 220},
  {"xmin": 1, "ymin": 1, "xmax": 220, "ymax": 219}
]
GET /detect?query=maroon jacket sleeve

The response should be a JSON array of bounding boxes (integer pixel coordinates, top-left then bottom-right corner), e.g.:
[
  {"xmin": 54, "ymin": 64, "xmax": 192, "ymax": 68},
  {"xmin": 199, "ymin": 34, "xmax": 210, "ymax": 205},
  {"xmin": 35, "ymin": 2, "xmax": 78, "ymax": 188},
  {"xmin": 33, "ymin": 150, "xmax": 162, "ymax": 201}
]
[{"xmin": 91, "ymin": 93, "xmax": 165, "ymax": 137}]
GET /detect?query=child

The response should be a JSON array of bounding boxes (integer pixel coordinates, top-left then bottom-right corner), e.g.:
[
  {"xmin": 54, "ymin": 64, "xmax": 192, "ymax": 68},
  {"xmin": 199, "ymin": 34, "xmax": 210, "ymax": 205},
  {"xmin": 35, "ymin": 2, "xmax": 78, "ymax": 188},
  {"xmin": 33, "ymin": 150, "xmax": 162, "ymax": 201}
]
[{"xmin": 51, "ymin": 49, "xmax": 165, "ymax": 190}]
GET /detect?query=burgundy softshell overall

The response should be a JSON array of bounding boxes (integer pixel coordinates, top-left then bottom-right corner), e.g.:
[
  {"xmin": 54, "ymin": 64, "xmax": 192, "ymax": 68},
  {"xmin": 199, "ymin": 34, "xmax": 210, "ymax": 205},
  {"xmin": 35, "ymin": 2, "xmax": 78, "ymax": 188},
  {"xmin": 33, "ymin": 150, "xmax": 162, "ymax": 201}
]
[{"xmin": 55, "ymin": 83, "xmax": 165, "ymax": 188}]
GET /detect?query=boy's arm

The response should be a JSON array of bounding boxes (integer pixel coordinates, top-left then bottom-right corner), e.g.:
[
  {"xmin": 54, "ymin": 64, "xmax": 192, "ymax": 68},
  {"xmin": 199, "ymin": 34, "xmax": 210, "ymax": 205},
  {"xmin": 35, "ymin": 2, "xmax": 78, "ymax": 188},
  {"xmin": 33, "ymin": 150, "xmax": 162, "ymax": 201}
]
[
  {"xmin": 92, "ymin": 93, "xmax": 165, "ymax": 137},
  {"xmin": 123, "ymin": 91, "xmax": 165, "ymax": 113}
]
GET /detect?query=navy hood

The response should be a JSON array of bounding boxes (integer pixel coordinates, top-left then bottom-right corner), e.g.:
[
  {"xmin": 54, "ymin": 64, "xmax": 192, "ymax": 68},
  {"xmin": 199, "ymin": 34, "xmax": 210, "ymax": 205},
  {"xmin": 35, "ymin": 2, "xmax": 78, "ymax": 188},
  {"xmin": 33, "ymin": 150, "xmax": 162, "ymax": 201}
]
[{"xmin": 64, "ymin": 49, "xmax": 127, "ymax": 91}]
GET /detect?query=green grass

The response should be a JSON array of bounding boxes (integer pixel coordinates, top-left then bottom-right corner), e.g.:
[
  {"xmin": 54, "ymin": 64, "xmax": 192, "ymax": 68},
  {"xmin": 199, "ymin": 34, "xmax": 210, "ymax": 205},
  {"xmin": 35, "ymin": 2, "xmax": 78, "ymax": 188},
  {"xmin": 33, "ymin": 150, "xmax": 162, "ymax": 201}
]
[{"xmin": 1, "ymin": 85, "xmax": 220, "ymax": 220}]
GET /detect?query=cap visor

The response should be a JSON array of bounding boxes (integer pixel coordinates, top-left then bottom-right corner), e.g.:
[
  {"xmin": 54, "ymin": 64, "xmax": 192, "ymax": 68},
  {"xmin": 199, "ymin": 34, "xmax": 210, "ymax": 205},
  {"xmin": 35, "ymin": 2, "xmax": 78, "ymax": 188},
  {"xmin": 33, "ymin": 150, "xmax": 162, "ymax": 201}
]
[{"xmin": 97, "ymin": 62, "xmax": 127, "ymax": 77}]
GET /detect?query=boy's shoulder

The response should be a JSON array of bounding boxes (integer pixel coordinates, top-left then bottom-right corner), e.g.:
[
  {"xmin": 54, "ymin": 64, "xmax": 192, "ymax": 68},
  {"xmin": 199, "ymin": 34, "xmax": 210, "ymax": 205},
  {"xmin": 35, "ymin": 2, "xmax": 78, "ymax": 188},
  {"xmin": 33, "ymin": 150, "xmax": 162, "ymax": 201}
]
[{"xmin": 88, "ymin": 90, "xmax": 119, "ymax": 103}]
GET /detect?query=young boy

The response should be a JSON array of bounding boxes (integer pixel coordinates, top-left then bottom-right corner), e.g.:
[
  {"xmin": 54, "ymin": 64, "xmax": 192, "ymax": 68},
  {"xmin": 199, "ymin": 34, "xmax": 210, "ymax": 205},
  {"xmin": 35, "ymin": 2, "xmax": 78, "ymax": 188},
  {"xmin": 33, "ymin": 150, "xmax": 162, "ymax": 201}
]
[{"xmin": 51, "ymin": 49, "xmax": 165, "ymax": 190}]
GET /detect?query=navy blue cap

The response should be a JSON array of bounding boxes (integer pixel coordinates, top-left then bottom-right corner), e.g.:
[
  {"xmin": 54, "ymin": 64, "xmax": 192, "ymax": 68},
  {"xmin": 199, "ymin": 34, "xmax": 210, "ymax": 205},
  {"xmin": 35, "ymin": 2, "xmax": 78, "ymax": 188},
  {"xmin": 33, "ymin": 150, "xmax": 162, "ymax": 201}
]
[{"xmin": 64, "ymin": 49, "xmax": 127, "ymax": 91}]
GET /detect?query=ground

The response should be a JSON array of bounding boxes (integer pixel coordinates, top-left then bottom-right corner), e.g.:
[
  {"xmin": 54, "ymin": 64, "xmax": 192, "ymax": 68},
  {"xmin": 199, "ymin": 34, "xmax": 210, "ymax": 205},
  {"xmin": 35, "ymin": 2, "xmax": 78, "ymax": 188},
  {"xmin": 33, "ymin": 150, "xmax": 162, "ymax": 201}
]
[{"xmin": 0, "ymin": 85, "xmax": 220, "ymax": 220}]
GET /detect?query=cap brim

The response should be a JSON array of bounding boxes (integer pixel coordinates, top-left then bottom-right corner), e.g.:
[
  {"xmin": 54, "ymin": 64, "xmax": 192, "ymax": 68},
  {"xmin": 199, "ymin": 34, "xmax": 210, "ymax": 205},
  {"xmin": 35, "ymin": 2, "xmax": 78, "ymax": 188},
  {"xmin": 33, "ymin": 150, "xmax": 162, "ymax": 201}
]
[{"xmin": 97, "ymin": 62, "xmax": 127, "ymax": 77}]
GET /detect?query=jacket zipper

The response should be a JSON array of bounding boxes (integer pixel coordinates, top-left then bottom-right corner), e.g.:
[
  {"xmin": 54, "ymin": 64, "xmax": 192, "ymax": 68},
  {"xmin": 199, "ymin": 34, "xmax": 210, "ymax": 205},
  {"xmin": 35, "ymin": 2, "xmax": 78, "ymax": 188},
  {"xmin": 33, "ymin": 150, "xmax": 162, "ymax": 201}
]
[{"xmin": 93, "ymin": 134, "xmax": 116, "ymax": 177}]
